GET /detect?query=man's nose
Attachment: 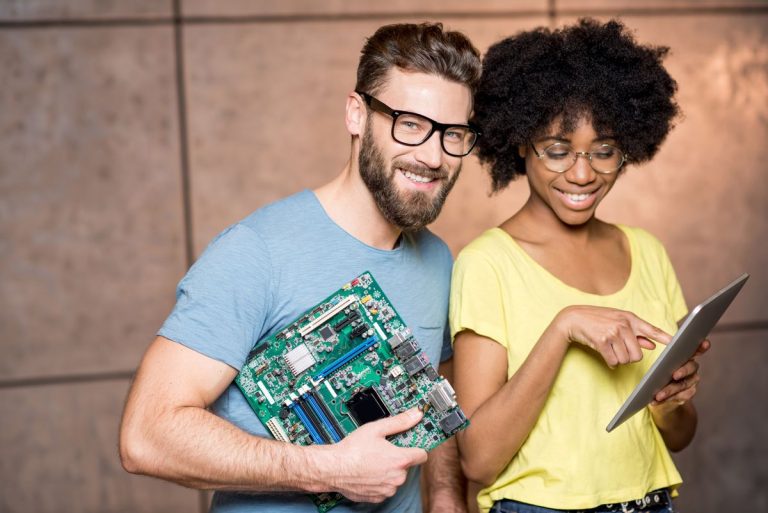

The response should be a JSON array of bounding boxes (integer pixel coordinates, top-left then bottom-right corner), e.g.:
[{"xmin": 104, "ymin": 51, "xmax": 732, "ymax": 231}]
[{"xmin": 413, "ymin": 131, "xmax": 444, "ymax": 169}]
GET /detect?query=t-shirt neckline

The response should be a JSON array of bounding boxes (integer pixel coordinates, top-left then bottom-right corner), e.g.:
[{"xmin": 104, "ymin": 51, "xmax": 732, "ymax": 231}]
[
  {"xmin": 303, "ymin": 189, "xmax": 406, "ymax": 255},
  {"xmin": 491, "ymin": 224, "xmax": 637, "ymax": 299}
]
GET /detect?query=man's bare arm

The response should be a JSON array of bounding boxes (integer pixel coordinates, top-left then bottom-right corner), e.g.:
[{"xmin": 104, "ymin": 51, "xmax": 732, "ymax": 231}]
[
  {"xmin": 119, "ymin": 336, "xmax": 427, "ymax": 502},
  {"xmin": 421, "ymin": 359, "xmax": 467, "ymax": 513}
]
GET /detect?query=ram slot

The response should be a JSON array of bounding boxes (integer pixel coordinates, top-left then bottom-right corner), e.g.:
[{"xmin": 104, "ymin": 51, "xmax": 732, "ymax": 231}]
[
  {"xmin": 299, "ymin": 295, "xmax": 358, "ymax": 338},
  {"xmin": 289, "ymin": 401, "xmax": 325, "ymax": 444},
  {"xmin": 304, "ymin": 391, "xmax": 343, "ymax": 442},
  {"xmin": 301, "ymin": 393, "xmax": 338, "ymax": 443},
  {"xmin": 311, "ymin": 390, "xmax": 346, "ymax": 440},
  {"xmin": 299, "ymin": 396, "xmax": 332, "ymax": 444},
  {"xmin": 314, "ymin": 335, "xmax": 378, "ymax": 380}
]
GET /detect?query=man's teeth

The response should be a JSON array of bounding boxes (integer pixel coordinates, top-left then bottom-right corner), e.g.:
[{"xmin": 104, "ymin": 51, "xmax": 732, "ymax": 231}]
[
  {"xmin": 564, "ymin": 192, "xmax": 591, "ymax": 202},
  {"xmin": 402, "ymin": 170, "xmax": 435, "ymax": 183}
]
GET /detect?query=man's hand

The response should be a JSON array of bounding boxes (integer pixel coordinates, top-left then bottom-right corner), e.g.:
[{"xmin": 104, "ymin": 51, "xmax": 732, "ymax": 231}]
[{"xmin": 319, "ymin": 408, "xmax": 427, "ymax": 503}]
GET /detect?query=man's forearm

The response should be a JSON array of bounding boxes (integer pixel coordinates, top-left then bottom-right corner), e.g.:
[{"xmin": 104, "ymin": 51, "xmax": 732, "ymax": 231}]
[
  {"xmin": 121, "ymin": 388, "xmax": 428, "ymax": 502},
  {"xmin": 121, "ymin": 403, "xmax": 330, "ymax": 493},
  {"xmin": 121, "ymin": 336, "xmax": 427, "ymax": 504},
  {"xmin": 422, "ymin": 358, "xmax": 467, "ymax": 511},
  {"xmin": 423, "ymin": 437, "xmax": 466, "ymax": 510}
]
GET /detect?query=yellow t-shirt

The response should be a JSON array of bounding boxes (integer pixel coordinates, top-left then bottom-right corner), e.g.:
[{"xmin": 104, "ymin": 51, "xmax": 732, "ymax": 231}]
[{"xmin": 450, "ymin": 225, "xmax": 688, "ymax": 512}]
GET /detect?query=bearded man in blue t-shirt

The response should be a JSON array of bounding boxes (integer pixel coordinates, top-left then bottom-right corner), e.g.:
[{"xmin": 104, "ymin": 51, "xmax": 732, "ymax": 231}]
[{"xmin": 119, "ymin": 22, "xmax": 481, "ymax": 513}]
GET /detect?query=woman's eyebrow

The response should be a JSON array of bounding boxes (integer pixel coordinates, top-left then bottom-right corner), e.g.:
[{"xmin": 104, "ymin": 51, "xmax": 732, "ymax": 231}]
[
  {"xmin": 534, "ymin": 134, "xmax": 617, "ymax": 143},
  {"xmin": 535, "ymin": 134, "xmax": 570, "ymax": 143}
]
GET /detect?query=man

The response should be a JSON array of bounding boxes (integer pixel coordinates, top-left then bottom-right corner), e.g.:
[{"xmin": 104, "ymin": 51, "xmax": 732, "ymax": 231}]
[{"xmin": 119, "ymin": 22, "xmax": 480, "ymax": 513}]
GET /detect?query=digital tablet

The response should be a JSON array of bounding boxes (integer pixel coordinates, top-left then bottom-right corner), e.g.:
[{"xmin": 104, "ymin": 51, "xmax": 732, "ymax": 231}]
[{"xmin": 606, "ymin": 272, "xmax": 749, "ymax": 432}]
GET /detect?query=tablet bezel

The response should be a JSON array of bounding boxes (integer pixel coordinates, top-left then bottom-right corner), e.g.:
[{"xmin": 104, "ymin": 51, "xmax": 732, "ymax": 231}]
[{"xmin": 605, "ymin": 272, "xmax": 749, "ymax": 433}]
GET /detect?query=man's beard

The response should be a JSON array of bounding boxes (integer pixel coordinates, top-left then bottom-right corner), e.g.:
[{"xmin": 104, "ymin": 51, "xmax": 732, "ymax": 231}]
[{"xmin": 358, "ymin": 125, "xmax": 461, "ymax": 232}]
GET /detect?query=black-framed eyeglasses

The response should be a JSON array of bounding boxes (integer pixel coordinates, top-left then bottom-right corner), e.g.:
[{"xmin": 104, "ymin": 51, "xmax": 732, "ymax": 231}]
[
  {"xmin": 356, "ymin": 90, "xmax": 480, "ymax": 157},
  {"xmin": 530, "ymin": 142, "xmax": 626, "ymax": 174}
]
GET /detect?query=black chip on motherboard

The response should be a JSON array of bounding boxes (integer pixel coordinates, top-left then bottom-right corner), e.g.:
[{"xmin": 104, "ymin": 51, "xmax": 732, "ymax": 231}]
[
  {"xmin": 346, "ymin": 387, "xmax": 391, "ymax": 426},
  {"xmin": 319, "ymin": 325, "xmax": 335, "ymax": 341}
]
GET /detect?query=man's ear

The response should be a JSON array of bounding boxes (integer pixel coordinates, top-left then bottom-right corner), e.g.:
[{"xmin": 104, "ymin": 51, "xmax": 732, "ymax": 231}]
[
  {"xmin": 518, "ymin": 144, "xmax": 528, "ymax": 158},
  {"xmin": 345, "ymin": 92, "xmax": 366, "ymax": 136}
]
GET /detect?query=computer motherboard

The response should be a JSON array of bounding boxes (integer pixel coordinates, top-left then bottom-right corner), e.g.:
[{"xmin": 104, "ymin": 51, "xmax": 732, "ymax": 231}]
[{"xmin": 235, "ymin": 271, "xmax": 468, "ymax": 512}]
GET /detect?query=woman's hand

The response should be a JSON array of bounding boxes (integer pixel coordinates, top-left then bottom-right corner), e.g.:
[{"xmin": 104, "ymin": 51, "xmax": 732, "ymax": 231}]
[
  {"xmin": 554, "ymin": 305, "xmax": 673, "ymax": 368},
  {"xmin": 651, "ymin": 338, "xmax": 710, "ymax": 411},
  {"xmin": 649, "ymin": 339, "xmax": 710, "ymax": 451}
]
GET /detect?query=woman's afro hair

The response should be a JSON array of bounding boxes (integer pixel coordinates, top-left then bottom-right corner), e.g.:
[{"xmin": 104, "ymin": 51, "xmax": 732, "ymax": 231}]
[{"xmin": 473, "ymin": 18, "xmax": 680, "ymax": 191}]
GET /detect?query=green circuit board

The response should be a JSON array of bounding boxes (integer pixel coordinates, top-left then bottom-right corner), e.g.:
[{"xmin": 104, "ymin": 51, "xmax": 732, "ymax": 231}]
[{"xmin": 235, "ymin": 271, "xmax": 468, "ymax": 512}]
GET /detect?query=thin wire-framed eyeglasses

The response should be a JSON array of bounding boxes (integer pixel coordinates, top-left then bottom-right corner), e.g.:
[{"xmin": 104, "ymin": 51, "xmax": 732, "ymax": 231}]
[
  {"xmin": 356, "ymin": 90, "xmax": 480, "ymax": 157},
  {"xmin": 530, "ymin": 142, "xmax": 626, "ymax": 174}
]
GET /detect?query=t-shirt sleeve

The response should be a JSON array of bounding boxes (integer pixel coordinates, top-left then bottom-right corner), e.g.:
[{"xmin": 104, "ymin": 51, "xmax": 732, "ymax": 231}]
[
  {"xmin": 439, "ymin": 242, "xmax": 455, "ymax": 363},
  {"xmin": 449, "ymin": 248, "xmax": 508, "ymax": 348},
  {"xmin": 659, "ymin": 243, "xmax": 688, "ymax": 323},
  {"xmin": 635, "ymin": 226, "xmax": 689, "ymax": 324},
  {"xmin": 439, "ymin": 323, "xmax": 453, "ymax": 362},
  {"xmin": 158, "ymin": 223, "xmax": 273, "ymax": 371}
]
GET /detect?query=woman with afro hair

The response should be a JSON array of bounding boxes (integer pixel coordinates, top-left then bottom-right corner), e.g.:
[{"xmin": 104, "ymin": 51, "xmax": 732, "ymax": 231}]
[{"xmin": 450, "ymin": 19, "xmax": 708, "ymax": 513}]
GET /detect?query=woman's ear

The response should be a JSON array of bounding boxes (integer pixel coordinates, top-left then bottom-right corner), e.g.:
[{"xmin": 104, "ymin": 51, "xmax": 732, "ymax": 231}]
[
  {"xmin": 345, "ymin": 92, "xmax": 366, "ymax": 136},
  {"xmin": 518, "ymin": 144, "xmax": 528, "ymax": 158}
]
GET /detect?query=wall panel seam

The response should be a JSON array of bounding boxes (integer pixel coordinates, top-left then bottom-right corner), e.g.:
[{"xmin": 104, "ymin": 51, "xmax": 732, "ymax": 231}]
[
  {"xmin": 554, "ymin": 5, "xmax": 768, "ymax": 18},
  {"xmin": 712, "ymin": 321, "xmax": 768, "ymax": 333},
  {"xmin": 0, "ymin": 371, "xmax": 135, "ymax": 389},
  {"xmin": 174, "ymin": 0, "xmax": 195, "ymax": 267},
  {"xmin": 2, "ymin": 5, "xmax": 767, "ymax": 30},
  {"xmin": 0, "ymin": 18, "xmax": 171, "ymax": 29},
  {"xmin": 2, "ymin": 4, "xmax": 768, "ymax": 30}
]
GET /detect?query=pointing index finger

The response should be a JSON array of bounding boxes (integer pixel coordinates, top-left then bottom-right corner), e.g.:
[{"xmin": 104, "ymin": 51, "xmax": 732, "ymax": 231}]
[{"xmin": 637, "ymin": 321, "xmax": 673, "ymax": 346}]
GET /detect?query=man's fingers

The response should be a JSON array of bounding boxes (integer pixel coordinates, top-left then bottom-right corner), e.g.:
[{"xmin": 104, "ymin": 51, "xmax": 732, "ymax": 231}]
[
  {"xmin": 370, "ymin": 407, "xmax": 423, "ymax": 437},
  {"xmin": 400, "ymin": 447, "xmax": 429, "ymax": 466}
]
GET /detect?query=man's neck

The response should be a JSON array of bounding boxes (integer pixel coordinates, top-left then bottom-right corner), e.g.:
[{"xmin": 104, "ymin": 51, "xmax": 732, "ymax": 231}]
[{"xmin": 314, "ymin": 163, "xmax": 403, "ymax": 251}]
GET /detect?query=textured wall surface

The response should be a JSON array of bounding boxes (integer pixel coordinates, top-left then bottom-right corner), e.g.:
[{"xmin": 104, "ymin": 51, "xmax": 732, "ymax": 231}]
[{"xmin": 0, "ymin": 1, "xmax": 765, "ymax": 512}]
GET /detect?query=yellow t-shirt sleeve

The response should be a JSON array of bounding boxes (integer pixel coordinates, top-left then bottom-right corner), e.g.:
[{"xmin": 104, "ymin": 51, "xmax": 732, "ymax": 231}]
[
  {"xmin": 628, "ymin": 226, "xmax": 688, "ymax": 324},
  {"xmin": 661, "ymin": 246, "xmax": 687, "ymax": 323},
  {"xmin": 449, "ymin": 248, "xmax": 508, "ymax": 348},
  {"xmin": 646, "ymin": 230, "xmax": 688, "ymax": 323}
]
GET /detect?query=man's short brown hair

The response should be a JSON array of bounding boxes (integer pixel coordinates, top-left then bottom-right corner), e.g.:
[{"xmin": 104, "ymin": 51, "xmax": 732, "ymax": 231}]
[{"xmin": 355, "ymin": 23, "xmax": 481, "ymax": 96}]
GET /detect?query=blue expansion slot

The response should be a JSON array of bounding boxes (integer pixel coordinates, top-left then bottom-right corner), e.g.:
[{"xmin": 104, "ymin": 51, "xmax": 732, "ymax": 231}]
[
  {"xmin": 289, "ymin": 402, "xmax": 324, "ymax": 444},
  {"xmin": 314, "ymin": 335, "xmax": 378, "ymax": 380},
  {"xmin": 304, "ymin": 393, "xmax": 342, "ymax": 443}
]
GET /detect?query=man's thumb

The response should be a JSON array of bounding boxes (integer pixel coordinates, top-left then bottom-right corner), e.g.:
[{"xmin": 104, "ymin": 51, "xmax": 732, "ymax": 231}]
[{"xmin": 373, "ymin": 407, "xmax": 423, "ymax": 436}]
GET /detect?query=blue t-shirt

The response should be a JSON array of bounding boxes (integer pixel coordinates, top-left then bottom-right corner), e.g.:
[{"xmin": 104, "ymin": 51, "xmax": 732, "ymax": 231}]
[{"xmin": 159, "ymin": 189, "xmax": 454, "ymax": 513}]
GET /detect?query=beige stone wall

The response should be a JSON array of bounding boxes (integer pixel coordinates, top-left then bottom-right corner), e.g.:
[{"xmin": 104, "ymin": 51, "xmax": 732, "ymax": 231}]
[{"xmin": 1, "ymin": 1, "xmax": 765, "ymax": 511}]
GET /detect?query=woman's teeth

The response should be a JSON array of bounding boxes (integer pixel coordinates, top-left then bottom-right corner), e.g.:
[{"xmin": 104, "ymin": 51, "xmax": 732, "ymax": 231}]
[{"xmin": 563, "ymin": 192, "xmax": 591, "ymax": 202}]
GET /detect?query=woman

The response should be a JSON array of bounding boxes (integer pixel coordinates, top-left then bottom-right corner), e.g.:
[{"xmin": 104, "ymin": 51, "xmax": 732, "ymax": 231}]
[{"xmin": 450, "ymin": 19, "xmax": 707, "ymax": 513}]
